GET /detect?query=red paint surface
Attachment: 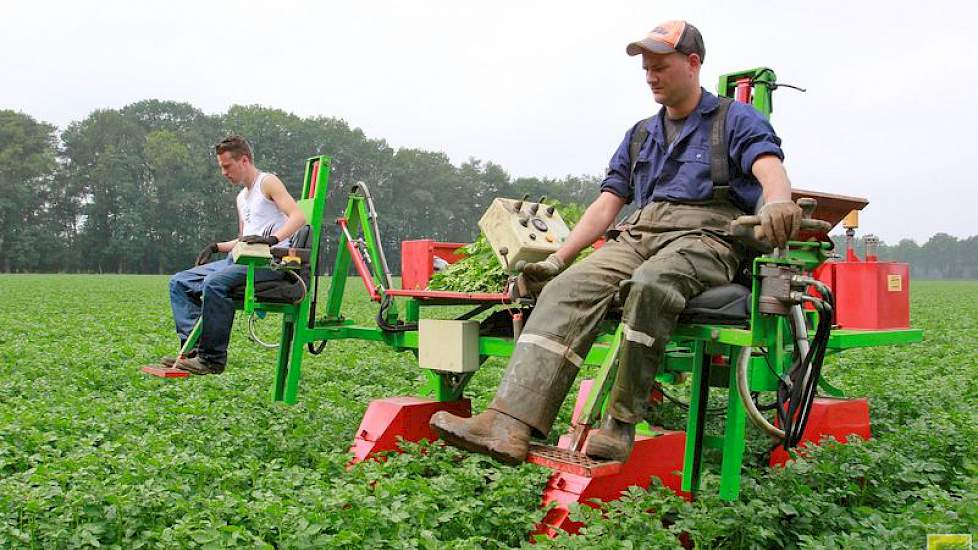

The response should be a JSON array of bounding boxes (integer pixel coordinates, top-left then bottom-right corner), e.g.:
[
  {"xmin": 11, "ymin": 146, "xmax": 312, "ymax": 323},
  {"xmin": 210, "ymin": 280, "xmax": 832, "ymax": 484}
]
[
  {"xmin": 400, "ymin": 240, "xmax": 468, "ymax": 290},
  {"xmin": 348, "ymin": 397, "xmax": 471, "ymax": 464},
  {"xmin": 140, "ymin": 365, "xmax": 190, "ymax": 378},
  {"xmin": 769, "ymin": 397, "xmax": 872, "ymax": 466},
  {"xmin": 534, "ymin": 430, "xmax": 688, "ymax": 537},
  {"xmin": 824, "ymin": 260, "xmax": 911, "ymax": 329}
]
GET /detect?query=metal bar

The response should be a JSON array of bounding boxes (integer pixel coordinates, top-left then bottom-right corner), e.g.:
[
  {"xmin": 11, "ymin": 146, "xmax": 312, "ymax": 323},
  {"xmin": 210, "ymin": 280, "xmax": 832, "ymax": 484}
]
[
  {"xmin": 272, "ymin": 316, "xmax": 295, "ymax": 402},
  {"xmin": 568, "ymin": 324, "xmax": 623, "ymax": 450},
  {"xmin": 682, "ymin": 342, "xmax": 709, "ymax": 495},
  {"xmin": 718, "ymin": 348, "xmax": 750, "ymax": 501},
  {"xmin": 338, "ymin": 218, "xmax": 380, "ymax": 301}
]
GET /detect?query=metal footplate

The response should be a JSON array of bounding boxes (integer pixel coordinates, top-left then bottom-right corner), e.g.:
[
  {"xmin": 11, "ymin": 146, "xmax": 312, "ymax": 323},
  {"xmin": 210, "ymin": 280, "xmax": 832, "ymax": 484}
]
[
  {"xmin": 140, "ymin": 365, "xmax": 190, "ymax": 378},
  {"xmin": 526, "ymin": 443, "xmax": 622, "ymax": 477}
]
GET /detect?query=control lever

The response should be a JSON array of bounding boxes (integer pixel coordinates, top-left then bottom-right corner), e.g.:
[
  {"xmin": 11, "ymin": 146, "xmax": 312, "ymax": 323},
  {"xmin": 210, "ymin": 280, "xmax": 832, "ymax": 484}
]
[
  {"xmin": 513, "ymin": 193, "xmax": 529, "ymax": 213},
  {"xmin": 530, "ymin": 196, "xmax": 546, "ymax": 215},
  {"xmin": 730, "ymin": 198, "xmax": 832, "ymax": 248}
]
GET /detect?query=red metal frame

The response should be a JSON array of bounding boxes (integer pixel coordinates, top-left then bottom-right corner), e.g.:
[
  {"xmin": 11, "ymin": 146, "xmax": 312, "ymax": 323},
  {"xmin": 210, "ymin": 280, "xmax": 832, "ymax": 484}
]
[
  {"xmin": 769, "ymin": 397, "xmax": 871, "ymax": 465},
  {"xmin": 337, "ymin": 217, "xmax": 381, "ymax": 302},
  {"xmin": 348, "ymin": 397, "xmax": 472, "ymax": 464},
  {"xmin": 385, "ymin": 288, "xmax": 511, "ymax": 304},
  {"xmin": 534, "ymin": 431, "xmax": 688, "ymax": 537},
  {"xmin": 401, "ymin": 240, "xmax": 468, "ymax": 290}
]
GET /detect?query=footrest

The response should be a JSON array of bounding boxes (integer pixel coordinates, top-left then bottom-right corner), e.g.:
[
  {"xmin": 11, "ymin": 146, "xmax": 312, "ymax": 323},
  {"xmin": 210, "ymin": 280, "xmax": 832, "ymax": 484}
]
[
  {"xmin": 526, "ymin": 443, "xmax": 622, "ymax": 478},
  {"xmin": 141, "ymin": 365, "xmax": 190, "ymax": 378}
]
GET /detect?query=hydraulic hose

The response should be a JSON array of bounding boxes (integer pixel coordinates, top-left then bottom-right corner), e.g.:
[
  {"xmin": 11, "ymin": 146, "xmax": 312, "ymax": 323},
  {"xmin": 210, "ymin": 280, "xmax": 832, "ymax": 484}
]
[{"xmin": 736, "ymin": 346, "xmax": 786, "ymax": 439}]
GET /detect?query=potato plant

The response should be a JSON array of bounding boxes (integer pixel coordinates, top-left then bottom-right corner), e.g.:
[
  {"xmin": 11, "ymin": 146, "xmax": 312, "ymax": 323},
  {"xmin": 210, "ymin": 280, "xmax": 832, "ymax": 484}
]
[{"xmin": 0, "ymin": 276, "xmax": 974, "ymax": 548}]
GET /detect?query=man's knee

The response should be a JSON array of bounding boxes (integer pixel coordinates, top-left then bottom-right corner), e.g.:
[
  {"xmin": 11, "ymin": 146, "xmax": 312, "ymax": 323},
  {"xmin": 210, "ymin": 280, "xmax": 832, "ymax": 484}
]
[
  {"xmin": 202, "ymin": 271, "xmax": 233, "ymax": 297},
  {"xmin": 170, "ymin": 270, "xmax": 193, "ymax": 293},
  {"xmin": 619, "ymin": 271, "xmax": 687, "ymax": 316}
]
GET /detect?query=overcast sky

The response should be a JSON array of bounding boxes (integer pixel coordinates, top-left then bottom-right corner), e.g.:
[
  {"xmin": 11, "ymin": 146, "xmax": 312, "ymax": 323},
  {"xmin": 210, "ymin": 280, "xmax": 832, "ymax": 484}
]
[{"xmin": 4, "ymin": 1, "xmax": 976, "ymax": 243}]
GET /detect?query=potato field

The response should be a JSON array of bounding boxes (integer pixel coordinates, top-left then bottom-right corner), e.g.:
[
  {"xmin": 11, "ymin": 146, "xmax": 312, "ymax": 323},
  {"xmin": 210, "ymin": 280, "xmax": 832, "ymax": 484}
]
[{"xmin": 0, "ymin": 275, "xmax": 975, "ymax": 548}]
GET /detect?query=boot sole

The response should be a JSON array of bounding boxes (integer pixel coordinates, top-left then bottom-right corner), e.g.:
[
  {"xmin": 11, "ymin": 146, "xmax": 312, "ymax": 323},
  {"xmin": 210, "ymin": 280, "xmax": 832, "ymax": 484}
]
[
  {"xmin": 431, "ymin": 420, "xmax": 526, "ymax": 465},
  {"xmin": 584, "ymin": 439, "xmax": 632, "ymax": 462},
  {"xmin": 431, "ymin": 423, "xmax": 493, "ymax": 457}
]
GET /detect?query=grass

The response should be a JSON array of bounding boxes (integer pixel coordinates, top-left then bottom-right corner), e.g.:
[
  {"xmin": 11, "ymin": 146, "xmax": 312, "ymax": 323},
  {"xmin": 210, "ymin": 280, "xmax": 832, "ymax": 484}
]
[{"xmin": 0, "ymin": 276, "xmax": 975, "ymax": 548}]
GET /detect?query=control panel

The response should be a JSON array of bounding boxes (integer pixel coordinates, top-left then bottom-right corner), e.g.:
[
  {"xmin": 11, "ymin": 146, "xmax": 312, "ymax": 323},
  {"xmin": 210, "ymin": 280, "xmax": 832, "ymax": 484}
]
[{"xmin": 478, "ymin": 197, "xmax": 572, "ymax": 273}]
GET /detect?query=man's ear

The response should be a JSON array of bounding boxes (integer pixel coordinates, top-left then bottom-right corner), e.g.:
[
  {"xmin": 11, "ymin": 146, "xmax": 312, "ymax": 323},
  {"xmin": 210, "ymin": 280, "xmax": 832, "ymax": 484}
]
[{"xmin": 687, "ymin": 53, "xmax": 702, "ymax": 71}]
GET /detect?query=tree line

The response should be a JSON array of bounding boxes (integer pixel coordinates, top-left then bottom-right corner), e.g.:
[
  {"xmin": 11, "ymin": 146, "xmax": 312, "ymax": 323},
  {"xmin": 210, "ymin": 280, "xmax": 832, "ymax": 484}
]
[{"xmin": 0, "ymin": 103, "xmax": 975, "ymax": 278}]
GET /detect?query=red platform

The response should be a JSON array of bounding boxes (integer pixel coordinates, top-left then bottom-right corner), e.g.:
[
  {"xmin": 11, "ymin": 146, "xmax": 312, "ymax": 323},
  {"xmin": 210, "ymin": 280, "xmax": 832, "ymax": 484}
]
[
  {"xmin": 348, "ymin": 396, "xmax": 471, "ymax": 464},
  {"xmin": 769, "ymin": 397, "xmax": 872, "ymax": 466},
  {"xmin": 531, "ymin": 379, "xmax": 688, "ymax": 537},
  {"xmin": 141, "ymin": 365, "xmax": 190, "ymax": 378},
  {"xmin": 534, "ymin": 430, "xmax": 688, "ymax": 537}
]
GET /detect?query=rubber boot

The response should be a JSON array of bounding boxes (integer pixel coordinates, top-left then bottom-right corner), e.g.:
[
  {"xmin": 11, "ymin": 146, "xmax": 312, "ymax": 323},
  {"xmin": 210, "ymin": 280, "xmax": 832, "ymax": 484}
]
[
  {"xmin": 585, "ymin": 415, "xmax": 636, "ymax": 461},
  {"xmin": 430, "ymin": 409, "xmax": 532, "ymax": 465}
]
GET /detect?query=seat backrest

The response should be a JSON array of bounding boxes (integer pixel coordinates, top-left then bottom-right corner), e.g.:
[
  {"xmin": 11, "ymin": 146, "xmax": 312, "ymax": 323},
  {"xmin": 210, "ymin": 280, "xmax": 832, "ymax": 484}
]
[{"xmin": 291, "ymin": 225, "xmax": 312, "ymax": 249}]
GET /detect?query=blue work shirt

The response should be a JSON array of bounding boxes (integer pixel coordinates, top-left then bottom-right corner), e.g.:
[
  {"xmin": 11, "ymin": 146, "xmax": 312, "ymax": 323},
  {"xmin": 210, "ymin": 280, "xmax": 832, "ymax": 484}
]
[{"xmin": 600, "ymin": 89, "xmax": 783, "ymax": 213}]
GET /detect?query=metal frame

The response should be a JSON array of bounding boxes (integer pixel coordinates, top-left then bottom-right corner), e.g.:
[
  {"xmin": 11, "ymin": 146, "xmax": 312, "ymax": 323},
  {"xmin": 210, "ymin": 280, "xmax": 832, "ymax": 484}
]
[{"xmin": 222, "ymin": 67, "xmax": 922, "ymax": 501}]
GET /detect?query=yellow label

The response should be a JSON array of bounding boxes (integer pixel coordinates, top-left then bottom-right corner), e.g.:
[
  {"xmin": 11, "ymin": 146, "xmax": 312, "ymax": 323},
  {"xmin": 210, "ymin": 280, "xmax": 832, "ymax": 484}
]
[
  {"xmin": 927, "ymin": 534, "xmax": 972, "ymax": 550},
  {"xmin": 887, "ymin": 274, "xmax": 903, "ymax": 292}
]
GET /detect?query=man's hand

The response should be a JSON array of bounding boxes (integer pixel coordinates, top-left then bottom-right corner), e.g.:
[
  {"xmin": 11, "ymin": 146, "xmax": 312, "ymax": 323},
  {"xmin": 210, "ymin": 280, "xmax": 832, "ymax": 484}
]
[
  {"xmin": 195, "ymin": 243, "xmax": 219, "ymax": 266},
  {"xmin": 518, "ymin": 253, "xmax": 566, "ymax": 295},
  {"xmin": 756, "ymin": 200, "xmax": 802, "ymax": 249},
  {"xmin": 240, "ymin": 235, "xmax": 279, "ymax": 246}
]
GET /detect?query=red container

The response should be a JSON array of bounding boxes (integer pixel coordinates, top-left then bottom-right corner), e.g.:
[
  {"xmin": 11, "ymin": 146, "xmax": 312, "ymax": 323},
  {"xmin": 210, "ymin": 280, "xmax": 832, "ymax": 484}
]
[
  {"xmin": 400, "ymin": 240, "xmax": 468, "ymax": 290},
  {"xmin": 815, "ymin": 260, "xmax": 910, "ymax": 329}
]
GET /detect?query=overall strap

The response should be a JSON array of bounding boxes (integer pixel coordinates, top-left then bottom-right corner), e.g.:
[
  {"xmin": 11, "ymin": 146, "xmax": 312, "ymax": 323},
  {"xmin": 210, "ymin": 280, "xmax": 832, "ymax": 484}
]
[
  {"xmin": 710, "ymin": 97, "xmax": 734, "ymax": 186},
  {"xmin": 628, "ymin": 117, "xmax": 653, "ymax": 190}
]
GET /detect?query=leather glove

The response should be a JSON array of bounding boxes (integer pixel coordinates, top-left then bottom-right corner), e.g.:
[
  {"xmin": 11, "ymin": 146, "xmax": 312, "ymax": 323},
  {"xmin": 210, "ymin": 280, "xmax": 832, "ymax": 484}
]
[
  {"xmin": 195, "ymin": 243, "xmax": 219, "ymax": 266},
  {"xmin": 518, "ymin": 253, "xmax": 566, "ymax": 296},
  {"xmin": 756, "ymin": 200, "xmax": 802, "ymax": 249},
  {"xmin": 240, "ymin": 234, "xmax": 279, "ymax": 246}
]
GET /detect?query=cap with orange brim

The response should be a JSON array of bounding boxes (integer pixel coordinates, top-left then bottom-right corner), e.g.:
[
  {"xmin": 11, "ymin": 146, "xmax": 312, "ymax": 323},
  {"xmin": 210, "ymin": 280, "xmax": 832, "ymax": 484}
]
[{"xmin": 626, "ymin": 20, "xmax": 706, "ymax": 62}]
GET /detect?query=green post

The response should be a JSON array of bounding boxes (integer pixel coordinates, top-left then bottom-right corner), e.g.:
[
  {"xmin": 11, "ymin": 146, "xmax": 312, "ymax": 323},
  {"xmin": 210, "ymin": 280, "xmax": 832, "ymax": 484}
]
[
  {"xmin": 681, "ymin": 341, "xmax": 708, "ymax": 495},
  {"xmin": 272, "ymin": 316, "xmax": 295, "ymax": 402},
  {"xmin": 718, "ymin": 349, "xmax": 750, "ymax": 500}
]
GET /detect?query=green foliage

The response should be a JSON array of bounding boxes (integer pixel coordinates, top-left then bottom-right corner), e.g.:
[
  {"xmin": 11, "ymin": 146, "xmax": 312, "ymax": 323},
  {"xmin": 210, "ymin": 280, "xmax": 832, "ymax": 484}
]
[
  {"xmin": 0, "ymin": 278, "xmax": 975, "ymax": 548},
  {"xmin": 428, "ymin": 201, "xmax": 590, "ymax": 293},
  {"xmin": 0, "ymin": 102, "xmax": 603, "ymax": 274}
]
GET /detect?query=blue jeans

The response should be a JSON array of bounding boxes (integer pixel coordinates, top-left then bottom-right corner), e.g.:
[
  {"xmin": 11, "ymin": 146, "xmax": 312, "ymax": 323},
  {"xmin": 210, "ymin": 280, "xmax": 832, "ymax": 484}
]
[{"xmin": 168, "ymin": 257, "xmax": 284, "ymax": 365}]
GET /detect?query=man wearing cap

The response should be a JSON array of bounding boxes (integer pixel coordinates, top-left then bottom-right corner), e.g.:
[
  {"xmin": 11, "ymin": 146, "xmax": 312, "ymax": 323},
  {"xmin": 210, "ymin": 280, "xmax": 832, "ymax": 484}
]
[{"xmin": 431, "ymin": 21, "xmax": 802, "ymax": 463}]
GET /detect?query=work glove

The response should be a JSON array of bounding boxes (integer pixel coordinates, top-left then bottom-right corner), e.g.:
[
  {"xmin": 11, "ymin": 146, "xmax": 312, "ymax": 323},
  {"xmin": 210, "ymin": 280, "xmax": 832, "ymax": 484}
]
[
  {"xmin": 240, "ymin": 234, "xmax": 279, "ymax": 246},
  {"xmin": 195, "ymin": 243, "xmax": 219, "ymax": 266},
  {"xmin": 518, "ymin": 253, "xmax": 566, "ymax": 296},
  {"xmin": 756, "ymin": 200, "xmax": 802, "ymax": 249}
]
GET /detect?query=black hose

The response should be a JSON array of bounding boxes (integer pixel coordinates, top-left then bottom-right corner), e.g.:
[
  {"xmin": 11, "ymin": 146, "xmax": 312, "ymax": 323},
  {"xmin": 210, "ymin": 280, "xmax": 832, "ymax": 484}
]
[
  {"xmin": 376, "ymin": 294, "xmax": 419, "ymax": 333},
  {"xmin": 776, "ymin": 287, "xmax": 834, "ymax": 449}
]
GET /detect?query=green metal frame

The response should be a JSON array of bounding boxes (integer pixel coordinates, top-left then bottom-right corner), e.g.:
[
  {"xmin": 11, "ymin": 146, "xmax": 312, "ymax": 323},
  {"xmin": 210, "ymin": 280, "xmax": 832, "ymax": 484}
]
[
  {"xmin": 227, "ymin": 158, "xmax": 921, "ymax": 501},
  {"xmin": 220, "ymin": 67, "xmax": 923, "ymax": 501}
]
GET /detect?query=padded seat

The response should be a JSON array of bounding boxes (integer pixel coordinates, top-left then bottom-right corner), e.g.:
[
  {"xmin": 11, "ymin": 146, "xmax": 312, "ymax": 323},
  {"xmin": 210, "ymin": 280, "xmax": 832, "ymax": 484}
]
[
  {"xmin": 678, "ymin": 283, "xmax": 751, "ymax": 325},
  {"xmin": 229, "ymin": 225, "xmax": 312, "ymax": 305}
]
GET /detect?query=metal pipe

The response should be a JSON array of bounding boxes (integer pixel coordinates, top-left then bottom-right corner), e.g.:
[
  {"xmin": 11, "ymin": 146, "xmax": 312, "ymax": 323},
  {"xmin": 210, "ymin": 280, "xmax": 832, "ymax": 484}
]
[{"xmin": 353, "ymin": 181, "xmax": 395, "ymax": 291}]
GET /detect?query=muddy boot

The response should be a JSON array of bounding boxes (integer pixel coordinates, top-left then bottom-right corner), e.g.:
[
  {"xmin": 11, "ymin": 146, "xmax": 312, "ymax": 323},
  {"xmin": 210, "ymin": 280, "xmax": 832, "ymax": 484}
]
[
  {"xmin": 174, "ymin": 355, "xmax": 225, "ymax": 375},
  {"xmin": 585, "ymin": 415, "xmax": 636, "ymax": 461},
  {"xmin": 430, "ymin": 409, "xmax": 532, "ymax": 465}
]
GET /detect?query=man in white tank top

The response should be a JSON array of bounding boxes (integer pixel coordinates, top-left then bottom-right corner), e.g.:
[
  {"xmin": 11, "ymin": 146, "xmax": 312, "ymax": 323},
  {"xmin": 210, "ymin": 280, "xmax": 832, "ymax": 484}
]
[{"xmin": 165, "ymin": 136, "xmax": 306, "ymax": 374}]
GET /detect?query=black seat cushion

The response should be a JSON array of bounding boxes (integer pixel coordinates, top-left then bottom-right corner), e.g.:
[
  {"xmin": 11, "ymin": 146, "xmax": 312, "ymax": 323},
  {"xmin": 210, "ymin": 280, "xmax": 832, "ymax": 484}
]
[
  {"xmin": 678, "ymin": 283, "xmax": 751, "ymax": 325},
  {"xmin": 229, "ymin": 225, "xmax": 313, "ymax": 305},
  {"xmin": 230, "ymin": 277, "xmax": 306, "ymax": 304}
]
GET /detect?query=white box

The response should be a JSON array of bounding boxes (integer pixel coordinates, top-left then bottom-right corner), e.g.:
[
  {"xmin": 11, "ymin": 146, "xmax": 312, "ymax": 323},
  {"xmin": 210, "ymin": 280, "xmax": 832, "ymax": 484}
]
[
  {"xmin": 419, "ymin": 319, "xmax": 481, "ymax": 373},
  {"xmin": 477, "ymin": 197, "xmax": 571, "ymax": 273}
]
